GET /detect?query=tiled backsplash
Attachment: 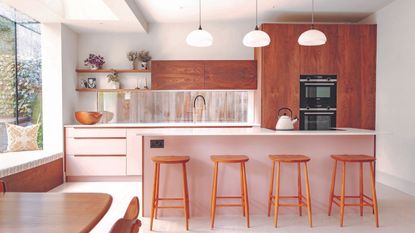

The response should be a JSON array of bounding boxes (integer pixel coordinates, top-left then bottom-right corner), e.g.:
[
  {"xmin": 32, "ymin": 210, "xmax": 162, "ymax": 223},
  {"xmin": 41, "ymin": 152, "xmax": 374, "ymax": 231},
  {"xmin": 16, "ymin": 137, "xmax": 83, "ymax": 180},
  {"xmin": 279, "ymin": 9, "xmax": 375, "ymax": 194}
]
[{"xmin": 97, "ymin": 91, "xmax": 253, "ymax": 123}]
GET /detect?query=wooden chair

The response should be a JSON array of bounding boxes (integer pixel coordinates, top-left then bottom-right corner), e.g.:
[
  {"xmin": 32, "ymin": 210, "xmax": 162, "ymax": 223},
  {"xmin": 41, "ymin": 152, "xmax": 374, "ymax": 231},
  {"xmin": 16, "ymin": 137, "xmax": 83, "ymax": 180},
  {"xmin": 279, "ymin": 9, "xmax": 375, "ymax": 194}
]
[
  {"xmin": 0, "ymin": 180, "xmax": 6, "ymax": 193},
  {"xmin": 109, "ymin": 218, "xmax": 141, "ymax": 233},
  {"xmin": 124, "ymin": 196, "xmax": 139, "ymax": 220},
  {"xmin": 150, "ymin": 156, "xmax": 190, "ymax": 231},
  {"xmin": 210, "ymin": 155, "xmax": 250, "ymax": 229},
  {"xmin": 267, "ymin": 155, "xmax": 312, "ymax": 227},
  {"xmin": 328, "ymin": 155, "xmax": 379, "ymax": 227}
]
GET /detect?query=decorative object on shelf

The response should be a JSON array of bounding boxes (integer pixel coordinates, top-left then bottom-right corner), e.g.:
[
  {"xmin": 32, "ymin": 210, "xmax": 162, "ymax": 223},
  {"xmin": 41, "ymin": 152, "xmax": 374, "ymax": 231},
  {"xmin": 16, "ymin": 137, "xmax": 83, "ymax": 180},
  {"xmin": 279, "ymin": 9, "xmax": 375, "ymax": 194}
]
[
  {"xmin": 107, "ymin": 70, "xmax": 120, "ymax": 89},
  {"xmin": 243, "ymin": 0, "xmax": 271, "ymax": 47},
  {"xmin": 143, "ymin": 77, "xmax": 149, "ymax": 89},
  {"xmin": 186, "ymin": 0, "xmax": 213, "ymax": 47},
  {"xmin": 87, "ymin": 78, "xmax": 97, "ymax": 89},
  {"xmin": 138, "ymin": 50, "xmax": 152, "ymax": 70},
  {"xmin": 84, "ymin": 53, "xmax": 105, "ymax": 70},
  {"xmin": 298, "ymin": 0, "xmax": 327, "ymax": 46},
  {"xmin": 80, "ymin": 79, "xmax": 87, "ymax": 88},
  {"xmin": 127, "ymin": 51, "xmax": 139, "ymax": 70},
  {"xmin": 75, "ymin": 111, "xmax": 103, "ymax": 125}
]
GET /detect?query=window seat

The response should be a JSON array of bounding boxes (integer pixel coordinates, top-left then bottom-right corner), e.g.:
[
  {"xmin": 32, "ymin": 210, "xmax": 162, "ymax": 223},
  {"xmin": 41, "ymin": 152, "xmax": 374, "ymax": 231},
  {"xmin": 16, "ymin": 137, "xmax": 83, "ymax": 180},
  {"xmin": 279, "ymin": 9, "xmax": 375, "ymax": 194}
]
[{"xmin": 0, "ymin": 150, "xmax": 63, "ymax": 192}]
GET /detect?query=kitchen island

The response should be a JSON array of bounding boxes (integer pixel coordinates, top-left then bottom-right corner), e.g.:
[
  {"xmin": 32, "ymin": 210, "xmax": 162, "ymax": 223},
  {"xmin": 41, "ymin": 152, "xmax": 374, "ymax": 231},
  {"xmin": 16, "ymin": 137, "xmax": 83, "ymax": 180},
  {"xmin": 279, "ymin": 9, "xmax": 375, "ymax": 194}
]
[{"xmin": 139, "ymin": 127, "xmax": 376, "ymax": 217}]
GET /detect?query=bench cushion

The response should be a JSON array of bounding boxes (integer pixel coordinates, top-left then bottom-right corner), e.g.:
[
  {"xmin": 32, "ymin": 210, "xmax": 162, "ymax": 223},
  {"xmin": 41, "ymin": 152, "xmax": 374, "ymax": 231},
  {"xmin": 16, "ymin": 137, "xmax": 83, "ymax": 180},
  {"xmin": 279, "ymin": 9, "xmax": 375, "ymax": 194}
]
[{"xmin": 0, "ymin": 150, "xmax": 63, "ymax": 178}]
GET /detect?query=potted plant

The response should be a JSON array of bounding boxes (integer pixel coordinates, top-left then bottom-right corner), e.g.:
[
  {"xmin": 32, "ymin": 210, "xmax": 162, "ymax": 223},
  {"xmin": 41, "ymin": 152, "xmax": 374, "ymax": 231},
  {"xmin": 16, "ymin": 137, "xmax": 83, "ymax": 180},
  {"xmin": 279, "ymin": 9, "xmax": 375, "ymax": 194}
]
[
  {"xmin": 84, "ymin": 53, "xmax": 105, "ymax": 70},
  {"xmin": 107, "ymin": 71, "xmax": 120, "ymax": 89},
  {"xmin": 127, "ymin": 51, "xmax": 139, "ymax": 70},
  {"xmin": 138, "ymin": 50, "xmax": 152, "ymax": 70}
]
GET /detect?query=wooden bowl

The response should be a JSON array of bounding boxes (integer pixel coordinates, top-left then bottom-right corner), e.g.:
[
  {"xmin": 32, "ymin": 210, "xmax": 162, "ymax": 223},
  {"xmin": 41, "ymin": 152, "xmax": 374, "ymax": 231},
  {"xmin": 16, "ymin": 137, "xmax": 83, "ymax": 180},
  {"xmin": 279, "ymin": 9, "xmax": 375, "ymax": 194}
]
[{"xmin": 75, "ymin": 111, "xmax": 102, "ymax": 125}]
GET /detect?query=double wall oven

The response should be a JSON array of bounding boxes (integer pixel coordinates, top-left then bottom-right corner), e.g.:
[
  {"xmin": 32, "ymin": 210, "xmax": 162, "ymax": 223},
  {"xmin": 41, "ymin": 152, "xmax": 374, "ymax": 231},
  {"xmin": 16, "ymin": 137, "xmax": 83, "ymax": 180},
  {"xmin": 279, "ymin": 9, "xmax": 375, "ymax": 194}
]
[{"xmin": 300, "ymin": 75, "xmax": 337, "ymax": 130}]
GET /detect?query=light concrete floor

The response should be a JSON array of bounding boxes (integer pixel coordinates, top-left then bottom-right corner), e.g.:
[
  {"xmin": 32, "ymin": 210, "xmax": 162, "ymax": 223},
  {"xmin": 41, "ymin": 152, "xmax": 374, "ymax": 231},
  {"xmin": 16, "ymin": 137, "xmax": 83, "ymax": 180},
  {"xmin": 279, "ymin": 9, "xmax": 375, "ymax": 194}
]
[{"xmin": 51, "ymin": 182, "xmax": 415, "ymax": 233}]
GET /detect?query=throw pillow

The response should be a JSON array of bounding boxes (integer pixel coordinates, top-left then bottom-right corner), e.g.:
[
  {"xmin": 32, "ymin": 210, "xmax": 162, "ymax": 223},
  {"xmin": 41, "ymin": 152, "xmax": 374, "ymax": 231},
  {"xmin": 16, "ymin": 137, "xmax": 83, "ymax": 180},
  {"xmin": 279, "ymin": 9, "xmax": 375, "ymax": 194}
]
[{"xmin": 6, "ymin": 124, "xmax": 40, "ymax": 152}]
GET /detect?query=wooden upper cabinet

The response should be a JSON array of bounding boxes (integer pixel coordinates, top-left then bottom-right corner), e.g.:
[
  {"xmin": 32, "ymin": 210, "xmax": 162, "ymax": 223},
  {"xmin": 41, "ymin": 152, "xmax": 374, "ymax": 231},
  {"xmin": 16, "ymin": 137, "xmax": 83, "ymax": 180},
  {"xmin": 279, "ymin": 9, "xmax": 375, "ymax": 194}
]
[
  {"xmin": 300, "ymin": 24, "xmax": 338, "ymax": 74},
  {"xmin": 151, "ymin": 61, "xmax": 204, "ymax": 90},
  {"xmin": 204, "ymin": 60, "xmax": 257, "ymax": 89},
  {"xmin": 151, "ymin": 60, "xmax": 257, "ymax": 90}
]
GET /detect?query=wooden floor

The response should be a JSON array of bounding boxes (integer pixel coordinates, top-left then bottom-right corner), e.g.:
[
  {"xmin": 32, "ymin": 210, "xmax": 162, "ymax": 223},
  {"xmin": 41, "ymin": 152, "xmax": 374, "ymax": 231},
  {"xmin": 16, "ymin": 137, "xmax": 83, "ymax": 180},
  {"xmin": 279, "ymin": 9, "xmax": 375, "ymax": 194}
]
[{"xmin": 51, "ymin": 181, "xmax": 415, "ymax": 233}]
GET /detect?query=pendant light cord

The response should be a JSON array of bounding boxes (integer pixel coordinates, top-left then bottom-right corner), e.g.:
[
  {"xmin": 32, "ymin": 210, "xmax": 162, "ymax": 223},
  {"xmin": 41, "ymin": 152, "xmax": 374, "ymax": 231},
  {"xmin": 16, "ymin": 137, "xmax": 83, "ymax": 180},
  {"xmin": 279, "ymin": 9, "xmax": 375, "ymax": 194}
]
[
  {"xmin": 311, "ymin": 0, "xmax": 315, "ymax": 28},
  {"xmin": 199, "ymin": 0, "xmax": 202, "ymax": 30},
  {"xmin": 255, "ymin": 0, "xmax": 259, "ymax": 30}
]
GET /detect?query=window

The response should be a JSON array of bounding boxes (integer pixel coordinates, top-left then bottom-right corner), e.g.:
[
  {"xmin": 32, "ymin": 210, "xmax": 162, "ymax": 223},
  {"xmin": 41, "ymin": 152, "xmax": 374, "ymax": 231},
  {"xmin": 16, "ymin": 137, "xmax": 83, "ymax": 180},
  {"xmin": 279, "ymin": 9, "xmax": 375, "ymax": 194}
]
[{"xmin": 0, "ymin": 3, "xmax": 42, "ymax": 151}]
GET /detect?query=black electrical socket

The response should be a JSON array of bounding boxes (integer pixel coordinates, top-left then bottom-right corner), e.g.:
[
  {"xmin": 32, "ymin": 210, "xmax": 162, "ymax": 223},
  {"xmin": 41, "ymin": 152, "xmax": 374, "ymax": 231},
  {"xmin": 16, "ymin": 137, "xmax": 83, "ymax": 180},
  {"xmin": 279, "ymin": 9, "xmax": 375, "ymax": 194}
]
[{"xmin": 150, "ymin": 139, "xmax": 164, "ymax": 148}]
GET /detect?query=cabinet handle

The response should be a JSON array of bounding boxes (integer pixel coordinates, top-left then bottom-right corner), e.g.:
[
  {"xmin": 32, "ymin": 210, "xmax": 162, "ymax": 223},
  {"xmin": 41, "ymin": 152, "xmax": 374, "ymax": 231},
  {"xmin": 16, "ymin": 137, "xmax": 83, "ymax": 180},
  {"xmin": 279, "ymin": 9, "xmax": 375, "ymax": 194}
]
[
  {"xmin": 73, "ymin": 154, "xmax": 126, "ymax": 157},
  {"xmin": 73, "ymin": 137, "xmax": 126, "ymax": 140}
]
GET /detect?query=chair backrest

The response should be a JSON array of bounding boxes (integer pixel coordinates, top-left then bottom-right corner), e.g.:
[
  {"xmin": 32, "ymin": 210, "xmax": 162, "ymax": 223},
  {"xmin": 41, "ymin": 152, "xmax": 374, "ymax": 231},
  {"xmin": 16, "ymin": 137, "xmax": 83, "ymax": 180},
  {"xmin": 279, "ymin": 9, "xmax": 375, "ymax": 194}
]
[
  {"xmin": 109, "ymin": 218, "xmax": 141, "ymax": 233},
  {"xmin": 0, "ymin": 180, "xmax": 6, "ymax": 193},
  {"xmin": 124, "ymin": 196, "xmax": 139, "ymax": 220}
]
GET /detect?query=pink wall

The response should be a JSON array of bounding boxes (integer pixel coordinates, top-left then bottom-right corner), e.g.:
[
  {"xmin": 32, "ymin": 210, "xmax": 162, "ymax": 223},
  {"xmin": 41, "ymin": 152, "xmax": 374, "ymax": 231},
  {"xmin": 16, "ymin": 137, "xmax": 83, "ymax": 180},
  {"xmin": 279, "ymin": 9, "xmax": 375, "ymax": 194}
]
[{"xmin": 143, "ymin": 135, "xmax": 374, "ymax": 217}]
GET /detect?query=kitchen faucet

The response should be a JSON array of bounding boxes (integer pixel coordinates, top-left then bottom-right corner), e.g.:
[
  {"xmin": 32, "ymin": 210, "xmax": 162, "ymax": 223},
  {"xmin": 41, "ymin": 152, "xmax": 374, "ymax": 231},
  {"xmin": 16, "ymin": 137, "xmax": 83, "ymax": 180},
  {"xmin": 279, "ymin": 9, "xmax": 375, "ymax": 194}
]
[
  {"xmin": 193, "ymin": 95, "xmax": 206, "ymax": 122},
  {"xmin": 193, "ymin": 95, "xmax": 206, "ymax": 109}
]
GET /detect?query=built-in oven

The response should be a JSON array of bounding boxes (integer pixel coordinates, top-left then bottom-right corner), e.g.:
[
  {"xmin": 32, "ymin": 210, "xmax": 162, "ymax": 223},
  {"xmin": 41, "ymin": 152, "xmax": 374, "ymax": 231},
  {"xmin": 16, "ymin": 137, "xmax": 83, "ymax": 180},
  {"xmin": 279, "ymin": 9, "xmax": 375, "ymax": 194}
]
[
  {"xmin": 300, "ymin": 75, "xmax": 337, "ymax": 109},
  {"xmin": 300, "ymin": 109, "xmax": 336, "ymax": 130}
]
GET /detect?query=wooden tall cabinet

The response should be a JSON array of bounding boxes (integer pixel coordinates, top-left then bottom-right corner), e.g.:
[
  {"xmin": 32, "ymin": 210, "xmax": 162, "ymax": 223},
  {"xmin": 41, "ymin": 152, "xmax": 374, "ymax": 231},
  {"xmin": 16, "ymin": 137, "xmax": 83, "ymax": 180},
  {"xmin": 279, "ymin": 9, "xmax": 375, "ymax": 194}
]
[{"xmin": 257, "ymin": 23, "xmax": 376, "ymax": 130}]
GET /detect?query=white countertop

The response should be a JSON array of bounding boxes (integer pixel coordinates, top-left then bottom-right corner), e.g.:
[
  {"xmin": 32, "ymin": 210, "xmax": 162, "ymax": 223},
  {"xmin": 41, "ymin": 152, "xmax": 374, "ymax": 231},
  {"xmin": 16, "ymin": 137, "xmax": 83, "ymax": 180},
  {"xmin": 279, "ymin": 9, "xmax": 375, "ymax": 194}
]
[
  {"xmin": 64, "ymin": 122, "xmax": 260, "ymax": 128},
  {"xmin": 135, "ymin": 127, "xmax": 376, "ymax": 136}
]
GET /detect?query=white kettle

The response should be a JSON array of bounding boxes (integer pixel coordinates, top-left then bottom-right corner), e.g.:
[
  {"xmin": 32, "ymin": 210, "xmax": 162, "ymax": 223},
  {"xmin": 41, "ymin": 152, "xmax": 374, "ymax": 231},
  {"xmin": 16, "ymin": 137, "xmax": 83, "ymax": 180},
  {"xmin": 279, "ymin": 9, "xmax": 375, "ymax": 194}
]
[{"xmin": 275, "ymin": 107, "xmax": 298, "ymax": 130}]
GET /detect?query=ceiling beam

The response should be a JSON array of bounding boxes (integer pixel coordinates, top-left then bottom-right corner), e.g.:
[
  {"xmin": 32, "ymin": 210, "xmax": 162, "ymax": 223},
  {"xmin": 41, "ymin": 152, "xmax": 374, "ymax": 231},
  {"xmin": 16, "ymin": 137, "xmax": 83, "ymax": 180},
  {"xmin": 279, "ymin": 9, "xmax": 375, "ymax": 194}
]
[{"xmin": 124, "ymin": 0, "xmax": 149, "ymax": 33}]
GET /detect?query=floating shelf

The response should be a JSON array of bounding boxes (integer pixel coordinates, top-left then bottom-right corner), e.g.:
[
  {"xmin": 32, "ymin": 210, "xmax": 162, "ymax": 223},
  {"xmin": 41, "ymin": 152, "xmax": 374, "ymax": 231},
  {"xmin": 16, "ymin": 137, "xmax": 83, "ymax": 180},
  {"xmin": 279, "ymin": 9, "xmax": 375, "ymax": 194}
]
[
  {"xmin": 76, "ymin": 69, "xmax": 151, "ymax": 73},
  {"xmin": 76, "ymin": 88, "xmax": 151, "ymax": 93}
]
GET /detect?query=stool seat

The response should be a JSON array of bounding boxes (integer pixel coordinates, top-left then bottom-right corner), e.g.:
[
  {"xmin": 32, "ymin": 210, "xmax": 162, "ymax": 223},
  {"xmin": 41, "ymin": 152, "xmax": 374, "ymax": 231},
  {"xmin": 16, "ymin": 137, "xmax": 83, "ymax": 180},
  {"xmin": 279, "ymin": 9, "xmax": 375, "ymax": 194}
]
[
  {"xmin": 331, "ymin": 154, "xmax": 375, "ymax": 162},
  {"xmin": 269, "ymin": 155, "xmax": 310, "ymax": 163},
  {"xmin": 210, "ymin": 155, "xmax": 249, "ymax": 163},
  {"xmin": 152, "ymin": 156, "xmax": 190, "ymax": 164}
]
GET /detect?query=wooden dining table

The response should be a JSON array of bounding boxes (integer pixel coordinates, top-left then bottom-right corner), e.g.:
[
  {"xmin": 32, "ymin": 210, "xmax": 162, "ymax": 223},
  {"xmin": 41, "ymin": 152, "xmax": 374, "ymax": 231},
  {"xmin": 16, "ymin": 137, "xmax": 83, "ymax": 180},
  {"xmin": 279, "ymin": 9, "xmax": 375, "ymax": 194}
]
[{"xmin": 0, "ymin": 192, "xmax": 112, "ymax": 233}]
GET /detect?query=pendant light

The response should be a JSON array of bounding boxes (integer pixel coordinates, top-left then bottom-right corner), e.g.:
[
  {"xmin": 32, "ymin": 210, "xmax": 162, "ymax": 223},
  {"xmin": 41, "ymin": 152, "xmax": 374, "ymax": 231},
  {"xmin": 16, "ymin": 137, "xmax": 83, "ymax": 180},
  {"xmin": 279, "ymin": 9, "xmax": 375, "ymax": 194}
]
[
  {"xmin": 298, "ymin": 0, "xmax": 327, "ymax": 46},
  {"xmin": 243, "ymin": 0, "xmax": 271, "ymax": 47},
  {"xmin": 186, "ymin": 0, "xmax": 213, "ymax": 47}
]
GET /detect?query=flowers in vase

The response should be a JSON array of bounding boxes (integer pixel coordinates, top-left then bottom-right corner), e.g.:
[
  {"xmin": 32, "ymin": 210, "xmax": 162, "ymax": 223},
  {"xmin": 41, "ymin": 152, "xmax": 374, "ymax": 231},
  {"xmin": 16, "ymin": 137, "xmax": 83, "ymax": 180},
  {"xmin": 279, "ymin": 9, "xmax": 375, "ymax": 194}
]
[{"xmin": 84, "ymin": 54, "xmax": 105, "ymax": 70}]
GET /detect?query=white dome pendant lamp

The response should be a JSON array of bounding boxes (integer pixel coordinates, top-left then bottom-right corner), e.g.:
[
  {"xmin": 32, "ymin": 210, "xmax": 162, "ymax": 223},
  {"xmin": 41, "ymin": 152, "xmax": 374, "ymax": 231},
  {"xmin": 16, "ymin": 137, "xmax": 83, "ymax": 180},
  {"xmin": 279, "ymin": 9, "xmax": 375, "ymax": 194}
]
[
  {"xmin": 298, "ymin": 0, "xmax": 327, "ymax": 46},
  {"xmin": 186, "ymin": 0, "xmax": 213, "ymax": 47},
  {"xmin": 243, "ymin": 0, "xmax": 271, "ymax": 47}
]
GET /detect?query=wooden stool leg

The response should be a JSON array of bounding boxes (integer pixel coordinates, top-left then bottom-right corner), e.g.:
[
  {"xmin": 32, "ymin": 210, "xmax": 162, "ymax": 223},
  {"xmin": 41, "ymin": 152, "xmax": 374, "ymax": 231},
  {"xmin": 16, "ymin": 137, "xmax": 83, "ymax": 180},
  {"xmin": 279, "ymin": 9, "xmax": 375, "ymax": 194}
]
[
  {"xmin": 273, "ymin": 161, "xmax": 281, "ymax": 227},
  {"xmin": 210, "ymin": 162, "xmax": 219, "ymax": 229},
  {"xmin": 242, "ymin": 162, "xmax": 250, "ymax": 228},
  {"xmin": 369, "ymin": 162, "xmax": 380, "ymax": 227},
  {"xmin": 154, "ymin": 163, "xmax": 160, "ymax": 219},
  {"xmin": 360, "ymin": 162, "xmax": 364, "ymax": 217},
  {"xmin": 240, "ymin": 162, "xmax": 246, "ymax": 217},
  {"xmin": 304, "ymin": 162, "xmax": 312, "ymax": 227},
  {"xmin": 150, "ymin": 162, "xmax": 159, "ymax": 231},
  {"xmin": 340, "ymin": 161, "xmax": 346, "ymax": 227},
  {"xmin": 267, "ymin": 160, "xmax": 275, "ymax": 217},
  {"xmin": 182, "ymin": 163, "xmax": 189, "ymax": 230},
  {"xmin": 298, "ymin": 162, "xmax": 303, "ymax": 217},
  {"xmin": 328, "ymin": 160, "xmax": 337, "ymax": 216}
]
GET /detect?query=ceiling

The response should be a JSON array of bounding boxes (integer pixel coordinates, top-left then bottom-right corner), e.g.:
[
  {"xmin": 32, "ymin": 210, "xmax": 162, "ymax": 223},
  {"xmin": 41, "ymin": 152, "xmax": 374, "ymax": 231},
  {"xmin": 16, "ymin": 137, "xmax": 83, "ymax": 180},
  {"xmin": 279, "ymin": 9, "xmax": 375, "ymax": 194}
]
[
  {"xmin": 2, "ymin": 0, "xmax": 395, "ymax": 33},
  {"xmin": 136, "ymin": 0, "xmax": 395, "ymax": 23}
]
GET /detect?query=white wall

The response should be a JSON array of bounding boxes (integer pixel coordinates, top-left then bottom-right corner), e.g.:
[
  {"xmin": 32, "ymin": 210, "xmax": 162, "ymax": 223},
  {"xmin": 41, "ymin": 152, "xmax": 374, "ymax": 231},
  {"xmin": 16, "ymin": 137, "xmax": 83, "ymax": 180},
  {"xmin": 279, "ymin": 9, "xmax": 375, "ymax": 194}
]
[
  {"xmin": 361, "ymin": 0, "xmax": 415, "ymax": 196},
  {"xmin": 61, "ymin": 25, "xmax": 78, "ymax": 124},
  {"xmin": 41, "ymin": 23, "xmax": 64, "ymax": 153}
]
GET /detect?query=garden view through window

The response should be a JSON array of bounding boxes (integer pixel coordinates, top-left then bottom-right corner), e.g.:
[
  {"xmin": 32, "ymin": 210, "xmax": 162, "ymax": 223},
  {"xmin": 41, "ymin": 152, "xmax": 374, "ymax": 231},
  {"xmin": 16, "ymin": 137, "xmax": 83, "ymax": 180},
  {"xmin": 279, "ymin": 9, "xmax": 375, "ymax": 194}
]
[{"xmin": 0, "ymin": 3, "xmax": 42, "ymax": 151}]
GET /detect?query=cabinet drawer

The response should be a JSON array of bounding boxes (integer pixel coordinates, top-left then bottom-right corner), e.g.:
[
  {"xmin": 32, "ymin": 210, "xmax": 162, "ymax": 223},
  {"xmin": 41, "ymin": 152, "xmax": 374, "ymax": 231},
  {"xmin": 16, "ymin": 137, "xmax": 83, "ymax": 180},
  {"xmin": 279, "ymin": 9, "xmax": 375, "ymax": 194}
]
[
  {"xmin": 66, "ymin": 138, "xmax": 126, "ymax": 155},
  {"xmin": 66, "ymin": 155, "xmax": 126, "ymax": 176},
  {"xmin": 66, "ymin": 128, "xmax": 127, "ymax": 138}
]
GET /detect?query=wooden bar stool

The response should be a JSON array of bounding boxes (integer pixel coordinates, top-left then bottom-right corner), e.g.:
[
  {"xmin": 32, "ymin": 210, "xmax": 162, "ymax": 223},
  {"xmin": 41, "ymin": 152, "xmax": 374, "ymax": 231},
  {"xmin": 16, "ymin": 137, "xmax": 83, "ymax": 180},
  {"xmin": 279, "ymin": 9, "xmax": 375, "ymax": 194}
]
[
  {"xmin": 267, "ymin": 155, "xmax": 312, "ymax": 227},
  {"xmin": 328, "ymin": 155, "xmax": 379, "ymax": 227},
  {"xmin": 210, "ymin": 155, "xmax": 250, "ymax": 229},
  {"xmin": 150, "ymin": 156, "xmax": 190, "ymax": 231}
]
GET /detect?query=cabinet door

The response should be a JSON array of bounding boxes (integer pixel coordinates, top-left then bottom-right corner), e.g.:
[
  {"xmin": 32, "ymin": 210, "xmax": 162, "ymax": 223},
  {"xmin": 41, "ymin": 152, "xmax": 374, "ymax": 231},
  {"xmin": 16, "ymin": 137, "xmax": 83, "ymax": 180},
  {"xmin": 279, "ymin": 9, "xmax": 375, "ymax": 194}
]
[
  {"xmin": 300, "ymin": 24, "xmax": 338, "ymax": 74},
  {"xmin": 151, "ymin": 61, "xmax": 204, "ymax": 90},
  {"xmin": 260, "ymin": 24, "xmax": 302, "ymax": 129},
  {"xmin": 126, "ymin": 130, "xmax": 142, "ymax": 175},
  {"xmin": 204, "ymin": 60, "xmax": 257, "ymax": 89}
]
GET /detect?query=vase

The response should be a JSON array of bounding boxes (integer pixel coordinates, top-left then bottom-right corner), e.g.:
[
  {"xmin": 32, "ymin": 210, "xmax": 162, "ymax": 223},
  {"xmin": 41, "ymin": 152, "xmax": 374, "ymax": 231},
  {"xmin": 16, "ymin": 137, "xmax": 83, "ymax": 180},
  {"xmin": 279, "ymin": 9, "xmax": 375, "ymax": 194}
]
[
  {"xmin": 140, "ymin": 62, "xmax": 147, "ymax": 70},
  {"xmin": 108, "ymin": 81, "xmax": 120, "ymax": 89},
  {"xmin": 89, "ymin": 64, "xmax": 100, "ymax": 70},
  {"xmin": 132, "ymin": 60, "xmax": 139, "ymax": 70}
]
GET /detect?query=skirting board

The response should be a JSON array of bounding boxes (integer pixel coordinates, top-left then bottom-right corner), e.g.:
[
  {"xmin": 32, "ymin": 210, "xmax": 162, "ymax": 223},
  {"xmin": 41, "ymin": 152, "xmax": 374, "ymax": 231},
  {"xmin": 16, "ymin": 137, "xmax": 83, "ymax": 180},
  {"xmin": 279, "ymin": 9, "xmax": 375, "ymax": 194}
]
[
  {"xmin": 377, "ymin": 171, "xmax": 415, "ymax": 197},
  {"xmin": 66, "ymin": 175, "xmax": 141, "ymax": 182}
]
